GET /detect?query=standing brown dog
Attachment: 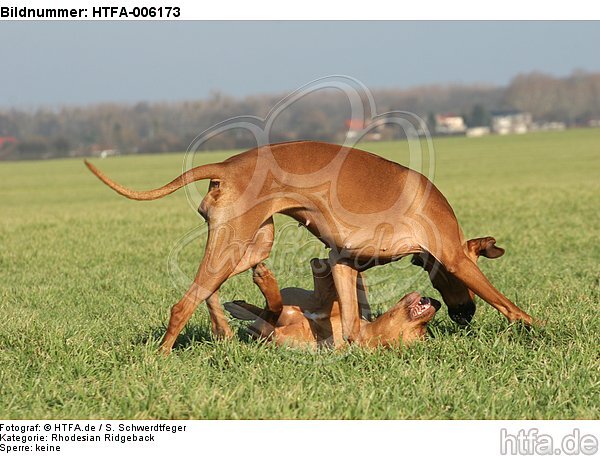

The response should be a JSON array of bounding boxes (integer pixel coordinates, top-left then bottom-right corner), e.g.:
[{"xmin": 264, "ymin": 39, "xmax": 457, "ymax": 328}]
[{"xmin": 85, "ymin": 141, "xmax": 534, "ymax": 353}]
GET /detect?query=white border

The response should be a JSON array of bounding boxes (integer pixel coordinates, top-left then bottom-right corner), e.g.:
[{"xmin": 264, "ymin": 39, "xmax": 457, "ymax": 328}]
[
  {"xmin": 0, "ymin": 420, "xmax": 598, "ymax": 456},
  {"xmin": 1, "ymin": 0, "xmax": 600, "ymax": 19}
]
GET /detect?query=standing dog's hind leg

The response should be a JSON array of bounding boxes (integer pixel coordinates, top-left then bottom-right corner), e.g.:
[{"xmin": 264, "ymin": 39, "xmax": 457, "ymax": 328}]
[
  {"xmin": 160, "ymin": 263, "xmax": 235, "ymax": 354},
  {"xmin": 160, "ymin": 220, "xmax": 266, "ymax": 354},
  {"xmin": 200, "ymin": 217, "xmax": 275, "ymax": 343},
  {"xmin": 206, "ymin": 291, "xmax": 234, "ymax": 339}
]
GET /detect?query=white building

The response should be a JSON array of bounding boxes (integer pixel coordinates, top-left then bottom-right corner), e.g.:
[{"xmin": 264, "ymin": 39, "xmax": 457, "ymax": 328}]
[
  {"xmin": 490, "ymin": 110, "xmax": 532, "ymax": 135},
  {"xmin": 435, "ymin": 114, "xmax": 466, "ymax": 135}
]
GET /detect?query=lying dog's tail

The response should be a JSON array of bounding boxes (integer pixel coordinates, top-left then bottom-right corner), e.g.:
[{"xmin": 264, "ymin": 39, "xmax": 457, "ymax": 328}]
[{"xmin": 84, "ymin": 160, "xmax": 225, "ymax": 201}]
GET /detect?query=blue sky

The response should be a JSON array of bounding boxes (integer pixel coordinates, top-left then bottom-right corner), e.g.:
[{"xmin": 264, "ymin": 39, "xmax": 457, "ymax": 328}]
[{"xmin": 1, "ymin": 21, "xmax": 599, "ymax": 107}]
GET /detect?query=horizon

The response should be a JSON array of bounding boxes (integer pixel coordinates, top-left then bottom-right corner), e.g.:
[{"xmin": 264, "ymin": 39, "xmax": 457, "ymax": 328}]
[{"xmin": 0, "ymin": 74, "xmax": 556, "ymax": 111}]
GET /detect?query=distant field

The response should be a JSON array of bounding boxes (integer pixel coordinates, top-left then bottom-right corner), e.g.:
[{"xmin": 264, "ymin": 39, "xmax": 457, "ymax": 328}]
[{"xmin": 0, "ymin": 129, "xmax": 598, "ymax": 419}]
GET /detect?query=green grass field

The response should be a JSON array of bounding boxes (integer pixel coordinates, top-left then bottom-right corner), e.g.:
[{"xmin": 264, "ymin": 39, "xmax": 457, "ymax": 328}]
[{"xmin": 1, "ymin": 129, "xmax": 598, "ymax": 419}]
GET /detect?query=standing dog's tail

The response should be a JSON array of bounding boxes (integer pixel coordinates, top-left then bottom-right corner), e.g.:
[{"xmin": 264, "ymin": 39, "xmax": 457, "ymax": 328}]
[{"xmin": 84, "ymin": 160, "xmax": 225, "ymax": 201}]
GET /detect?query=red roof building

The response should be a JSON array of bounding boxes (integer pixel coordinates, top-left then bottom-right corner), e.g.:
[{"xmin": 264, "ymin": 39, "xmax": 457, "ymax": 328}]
[{"xmin": 0, "ymin": 136, "xmax": 17, "ymax": 147}]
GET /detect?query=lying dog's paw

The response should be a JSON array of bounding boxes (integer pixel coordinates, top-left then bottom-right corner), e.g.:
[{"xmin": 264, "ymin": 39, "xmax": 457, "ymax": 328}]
[
  {"xmin": 252, "ymin": 263, "xmax": 276, "ymax": 285},
  {"xmin": 253, "ymin": 263, "xmax": 270, "ymax": 278}
]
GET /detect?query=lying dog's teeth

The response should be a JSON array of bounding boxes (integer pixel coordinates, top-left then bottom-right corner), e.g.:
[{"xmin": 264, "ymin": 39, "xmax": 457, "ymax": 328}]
[{"xmin": 409, "ymin": 297, "xmax": 434, "ymax": 319}]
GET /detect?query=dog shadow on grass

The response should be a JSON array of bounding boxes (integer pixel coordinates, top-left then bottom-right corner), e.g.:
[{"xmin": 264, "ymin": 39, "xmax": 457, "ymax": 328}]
[
  {"xmin": 136, "ymin": 315, "xmax": 545, "ymax": 352},
  {"xmin": 137, "ymin": 320, "xmax": 466, "ymax": 352},
  {"xmin": 136, "ymin": 323, "xmax": 254, "ymax": 351}
]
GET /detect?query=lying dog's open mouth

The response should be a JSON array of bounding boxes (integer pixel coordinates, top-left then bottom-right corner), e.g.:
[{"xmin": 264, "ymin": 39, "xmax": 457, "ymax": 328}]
[{"xmin": 408, "ymin": 294, "xmax": 441, "ymax": 320}]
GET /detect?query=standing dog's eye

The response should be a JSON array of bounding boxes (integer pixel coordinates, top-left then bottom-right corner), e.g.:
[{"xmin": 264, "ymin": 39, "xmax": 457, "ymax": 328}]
[{"xmin": 210, "ymin": 181, "xmax": 220, "ymax": 189}]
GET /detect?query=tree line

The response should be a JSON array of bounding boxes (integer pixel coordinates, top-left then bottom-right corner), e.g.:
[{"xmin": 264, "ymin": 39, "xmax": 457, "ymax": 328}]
[{"xmin": 1, "ymin": 70, "xmax": 599, "ymax": 160}]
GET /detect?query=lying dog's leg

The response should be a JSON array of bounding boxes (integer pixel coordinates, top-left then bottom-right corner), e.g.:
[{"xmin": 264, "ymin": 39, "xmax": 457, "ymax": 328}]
[
  {"xmin": 252, "ymin": 263, "xmax": 283, "ymax": 314},
  {"xmin": 329, "ymin": 257, "xmax": 361, "ymax": 343},
  {"xmin": 248, "ymin": 263, "xmax": 284, "ymax": 328}
]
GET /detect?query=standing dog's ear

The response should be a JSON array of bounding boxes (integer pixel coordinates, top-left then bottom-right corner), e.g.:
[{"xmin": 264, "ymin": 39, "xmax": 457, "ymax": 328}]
[{"xmin": 467, "ymin": 237, "xmax": 505, "ymax": 260}]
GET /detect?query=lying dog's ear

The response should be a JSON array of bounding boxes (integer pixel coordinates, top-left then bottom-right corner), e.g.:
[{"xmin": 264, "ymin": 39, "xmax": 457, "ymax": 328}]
[
  {"xmin": 467, "ymin": 237, "xmax": 505, "ymax": 260},
  {"xmin": 224, "ymin": 300, "xmax": 262, "ymax": 321},
  {"xmin": 310, "ymin": 258, "xmax": 331, "ymax": 277},
  {"xmin": 410, "ymin": 255, "xmax": 424, "ymax": 267}
]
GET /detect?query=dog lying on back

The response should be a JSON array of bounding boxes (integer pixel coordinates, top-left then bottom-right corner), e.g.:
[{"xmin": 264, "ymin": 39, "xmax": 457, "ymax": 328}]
[
  {"xmin": 225, "ymin": 237, "xmax": 505, "ymax": 349},
  {"xmin": 225, "ymin": 260, "xmax": 440, "ymax": 348}
]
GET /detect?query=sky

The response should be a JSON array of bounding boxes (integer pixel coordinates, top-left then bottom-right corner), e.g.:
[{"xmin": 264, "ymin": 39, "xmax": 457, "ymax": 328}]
[{"xmin": 1, "ymin": 21, "xmax": 599, "ymax": 107}]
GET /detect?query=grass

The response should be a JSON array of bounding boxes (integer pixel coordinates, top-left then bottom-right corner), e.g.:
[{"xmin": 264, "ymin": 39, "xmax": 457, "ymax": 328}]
[{"xmin": 0, "ymin": 129, "xmax": 598, "ymax": 419}]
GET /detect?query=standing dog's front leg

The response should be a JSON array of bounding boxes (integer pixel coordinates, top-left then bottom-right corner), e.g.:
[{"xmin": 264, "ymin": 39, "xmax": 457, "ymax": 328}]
[{"xmin": 329, "ymin": 256, "xmax": 361, "ymax": 343}]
